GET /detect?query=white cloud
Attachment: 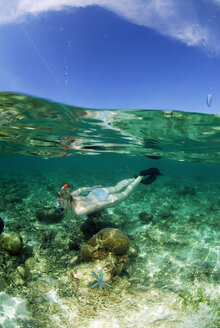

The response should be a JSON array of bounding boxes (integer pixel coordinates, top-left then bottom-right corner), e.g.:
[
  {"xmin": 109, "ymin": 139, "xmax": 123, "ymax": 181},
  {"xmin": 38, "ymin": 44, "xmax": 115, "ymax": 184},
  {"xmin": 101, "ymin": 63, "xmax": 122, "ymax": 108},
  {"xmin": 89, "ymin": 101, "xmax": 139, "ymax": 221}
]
[{"xmin": 0, "ymin": 0, "xmax": 219, "ymax": 54}]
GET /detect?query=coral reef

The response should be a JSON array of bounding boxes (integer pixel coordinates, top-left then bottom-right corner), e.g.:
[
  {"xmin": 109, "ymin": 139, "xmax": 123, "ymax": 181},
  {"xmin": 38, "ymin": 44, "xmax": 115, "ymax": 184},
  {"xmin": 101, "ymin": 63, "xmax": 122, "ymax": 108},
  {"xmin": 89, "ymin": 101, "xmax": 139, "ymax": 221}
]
[
  {"xmin": 0, "ymin": 231, "xmax": 23, "ymax": 255},
  {"xmin": 88, "ymin": 228, "xmax": 130, "ymax": 255},
  {"xmin": 79, "ymin": 228, "xmax": 130, "ymax": 282},
  {"xmin": 80, "ymin": 228, "xmax": 130, "ymax": 261}
]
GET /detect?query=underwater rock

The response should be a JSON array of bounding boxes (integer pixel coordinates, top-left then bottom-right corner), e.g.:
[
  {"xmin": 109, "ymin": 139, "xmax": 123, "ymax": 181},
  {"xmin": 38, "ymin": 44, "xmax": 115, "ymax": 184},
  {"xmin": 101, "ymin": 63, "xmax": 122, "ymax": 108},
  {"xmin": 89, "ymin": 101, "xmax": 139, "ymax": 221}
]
[
  {"xmin": 80, "ymin": 211, "xmax": 117, "ymax": 239},
  {"xmin": 80, "ymin": 244, "xmax": 95, "ymax": 261},
  {"xmin": 10, "ymin": 265, "xmax": 32, "ymax": 286},
  {"xmin": 35, "ymin": 206, "xmax": 63, "ymax": 224},
  {"xmin": 31, "ymin": 279, "xmax": 51, "ymax": 293},
  {"xmin": 88, "ymin": 228, "xmax": 130, "ymax": 255},
  {"xmin": 25, "ymin": 256, "xmax": 47, "ymax": 274},
  {"xmin": 0, "ymin": 231, "xmax": 23, "ymax": 254},
  {"xmin": 67, "ymin": 240, "xmax": 80, "ymax": 251},
  {"xmin": 0, "ymin": 217, "xmax": 4, "ymax": 234},
  {"xmin": 139, "ymin": 212, "xmax": 153, "ymax": 223},
  {"xmin": 159, "ymin": 208, "xmax": 171, "ymax": 220}
]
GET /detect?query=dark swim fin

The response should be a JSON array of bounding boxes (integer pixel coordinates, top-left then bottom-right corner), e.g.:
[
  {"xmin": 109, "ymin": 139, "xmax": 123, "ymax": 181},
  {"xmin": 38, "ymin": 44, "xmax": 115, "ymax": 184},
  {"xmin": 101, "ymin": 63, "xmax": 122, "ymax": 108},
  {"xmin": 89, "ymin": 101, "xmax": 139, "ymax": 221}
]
[
  {"xmin": 140, "ymin": 175, "xmax": 158, "ymax": 185},
  {"xmin": 139, "ymin": 167, "xmax": 163, "ymax": 176}
]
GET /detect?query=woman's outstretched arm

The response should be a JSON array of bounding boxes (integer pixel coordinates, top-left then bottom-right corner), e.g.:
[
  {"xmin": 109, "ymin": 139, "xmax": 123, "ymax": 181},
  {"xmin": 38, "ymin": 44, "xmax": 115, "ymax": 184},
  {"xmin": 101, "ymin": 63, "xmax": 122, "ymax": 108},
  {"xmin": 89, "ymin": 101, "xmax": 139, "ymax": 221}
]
[{"xmin": 71, "ymin": 185, "xmax": 102, "ymax": 196}]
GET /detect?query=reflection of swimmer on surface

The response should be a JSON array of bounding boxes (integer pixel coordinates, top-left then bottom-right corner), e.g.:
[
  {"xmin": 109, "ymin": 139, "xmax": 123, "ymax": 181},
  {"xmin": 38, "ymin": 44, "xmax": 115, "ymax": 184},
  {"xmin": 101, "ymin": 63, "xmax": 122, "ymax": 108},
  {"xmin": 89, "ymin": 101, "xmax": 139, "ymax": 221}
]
[{"xmin": 57, "ymin": 168, "xmax": 162, "ymax": 216}]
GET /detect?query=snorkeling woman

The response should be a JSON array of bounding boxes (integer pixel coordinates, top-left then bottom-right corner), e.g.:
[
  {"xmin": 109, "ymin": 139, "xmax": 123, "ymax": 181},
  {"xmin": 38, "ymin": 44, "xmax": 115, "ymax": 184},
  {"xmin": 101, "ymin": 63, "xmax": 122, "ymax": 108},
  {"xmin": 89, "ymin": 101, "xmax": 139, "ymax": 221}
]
[{"xmin": 57, "ymin": 168, "xmax": 162, "ymax": 217}]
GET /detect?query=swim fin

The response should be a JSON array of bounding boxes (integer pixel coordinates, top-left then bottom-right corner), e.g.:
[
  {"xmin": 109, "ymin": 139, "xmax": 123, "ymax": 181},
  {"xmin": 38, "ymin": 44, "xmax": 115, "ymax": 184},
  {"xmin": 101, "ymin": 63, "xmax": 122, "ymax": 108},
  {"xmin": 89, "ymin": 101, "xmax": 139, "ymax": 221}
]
[
  {"xmin": 140, "ymin": 175, "xmax": 158, "ymax": 185},
  {"xmin": 139, "ymin": 167, "xmax": 163, "ymax": 176}
]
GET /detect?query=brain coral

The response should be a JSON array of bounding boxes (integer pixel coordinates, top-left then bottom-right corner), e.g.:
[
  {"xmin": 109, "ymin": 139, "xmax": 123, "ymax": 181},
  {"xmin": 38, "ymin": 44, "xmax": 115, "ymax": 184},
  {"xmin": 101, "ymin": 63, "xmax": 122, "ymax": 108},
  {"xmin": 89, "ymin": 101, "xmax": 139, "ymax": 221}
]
[{"xmin": 88, "ymin": 228, "xmax": 130, "ymax": 255}]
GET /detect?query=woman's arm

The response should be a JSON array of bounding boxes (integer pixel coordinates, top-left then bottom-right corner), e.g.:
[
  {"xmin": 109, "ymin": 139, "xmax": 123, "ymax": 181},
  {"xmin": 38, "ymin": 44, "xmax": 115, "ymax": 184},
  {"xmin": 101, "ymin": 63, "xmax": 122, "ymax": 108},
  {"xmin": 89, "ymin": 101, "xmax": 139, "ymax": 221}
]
[{"xmin": 71, "ymin": 185, "xmax": 102, "ymax": 196}]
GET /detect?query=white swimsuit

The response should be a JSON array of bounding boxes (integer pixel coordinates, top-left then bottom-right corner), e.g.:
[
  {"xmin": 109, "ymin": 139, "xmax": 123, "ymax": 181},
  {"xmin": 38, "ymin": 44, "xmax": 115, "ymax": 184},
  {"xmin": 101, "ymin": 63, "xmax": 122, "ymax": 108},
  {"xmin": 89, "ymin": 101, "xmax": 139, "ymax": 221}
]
[{"xmin": 89, "ymin": 188, "xmax": 109, "ymax": 202}]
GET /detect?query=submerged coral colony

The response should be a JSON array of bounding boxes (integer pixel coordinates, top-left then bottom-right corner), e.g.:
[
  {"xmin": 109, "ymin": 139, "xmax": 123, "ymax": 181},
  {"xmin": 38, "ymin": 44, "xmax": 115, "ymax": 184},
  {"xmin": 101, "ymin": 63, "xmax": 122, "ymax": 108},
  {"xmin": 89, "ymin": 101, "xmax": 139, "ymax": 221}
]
[{"xmin": 0, "ymin": 169, "xmax": 219, "ymax": 328}]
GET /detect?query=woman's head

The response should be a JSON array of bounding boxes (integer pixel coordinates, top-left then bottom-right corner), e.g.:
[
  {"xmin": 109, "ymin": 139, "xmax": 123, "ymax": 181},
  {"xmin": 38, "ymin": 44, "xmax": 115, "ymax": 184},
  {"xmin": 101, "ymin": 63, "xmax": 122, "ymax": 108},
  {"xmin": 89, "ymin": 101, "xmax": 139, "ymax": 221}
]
[{"xmin": 57, "ymin": 186, "xmax": 72, "ymax": 209}]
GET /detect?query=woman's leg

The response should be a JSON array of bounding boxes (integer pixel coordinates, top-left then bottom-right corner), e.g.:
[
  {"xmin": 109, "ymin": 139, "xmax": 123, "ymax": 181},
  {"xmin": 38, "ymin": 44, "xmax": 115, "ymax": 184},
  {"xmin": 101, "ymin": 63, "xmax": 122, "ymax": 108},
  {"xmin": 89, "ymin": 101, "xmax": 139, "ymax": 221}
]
[
  {"xmin": 104, "ymin": 178, "xmax": 135, "ymax": 194},
  {"xmin": 119, "ymin": 176, "xmax": 142, "ymax": 198},
  {"xmin": 105, "ymin": 176, "xmax": 142, "ymax": 206}
]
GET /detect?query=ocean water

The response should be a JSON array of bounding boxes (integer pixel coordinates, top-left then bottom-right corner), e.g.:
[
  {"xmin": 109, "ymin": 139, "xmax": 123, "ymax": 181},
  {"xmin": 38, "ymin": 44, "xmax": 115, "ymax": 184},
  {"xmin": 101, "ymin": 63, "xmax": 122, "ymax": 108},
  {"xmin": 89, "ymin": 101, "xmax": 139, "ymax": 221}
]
[{"xmin": 0, "ymin": 92, "xmax": 219, "ymax": 328}]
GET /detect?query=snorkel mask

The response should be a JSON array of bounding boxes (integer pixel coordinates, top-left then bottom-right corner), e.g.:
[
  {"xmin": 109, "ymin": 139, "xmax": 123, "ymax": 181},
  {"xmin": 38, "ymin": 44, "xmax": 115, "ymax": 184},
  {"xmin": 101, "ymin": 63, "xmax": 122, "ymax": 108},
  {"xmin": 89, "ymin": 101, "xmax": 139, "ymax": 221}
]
[{"xmin": 57, "ymin": 184, "xmax": 72, "ymax": 210}]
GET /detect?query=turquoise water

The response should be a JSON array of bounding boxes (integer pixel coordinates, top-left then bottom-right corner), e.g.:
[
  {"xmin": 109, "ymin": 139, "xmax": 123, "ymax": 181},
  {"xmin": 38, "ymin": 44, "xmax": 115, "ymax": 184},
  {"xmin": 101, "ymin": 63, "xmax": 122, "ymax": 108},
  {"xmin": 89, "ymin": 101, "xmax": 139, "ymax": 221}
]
[{"xmin": 0, "ymin": 93, "xmax": 220, "ymax": 328}]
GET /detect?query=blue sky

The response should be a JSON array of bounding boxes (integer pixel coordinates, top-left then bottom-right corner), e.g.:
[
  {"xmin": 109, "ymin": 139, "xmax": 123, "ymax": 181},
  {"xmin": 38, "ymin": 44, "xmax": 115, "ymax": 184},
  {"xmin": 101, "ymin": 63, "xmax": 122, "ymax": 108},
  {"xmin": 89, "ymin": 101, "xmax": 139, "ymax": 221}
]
[{"xmin": 0, "ymin": 0, "xmax": 220, "ymax": 113}]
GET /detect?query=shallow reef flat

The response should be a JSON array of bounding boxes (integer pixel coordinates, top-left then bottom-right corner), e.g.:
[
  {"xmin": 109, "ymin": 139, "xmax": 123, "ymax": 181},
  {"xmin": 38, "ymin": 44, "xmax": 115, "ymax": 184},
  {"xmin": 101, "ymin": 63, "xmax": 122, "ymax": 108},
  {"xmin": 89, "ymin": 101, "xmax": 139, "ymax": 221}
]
[{"xmin": 0, "ymin": 159, "xmax": 219, "ymax": 328}]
